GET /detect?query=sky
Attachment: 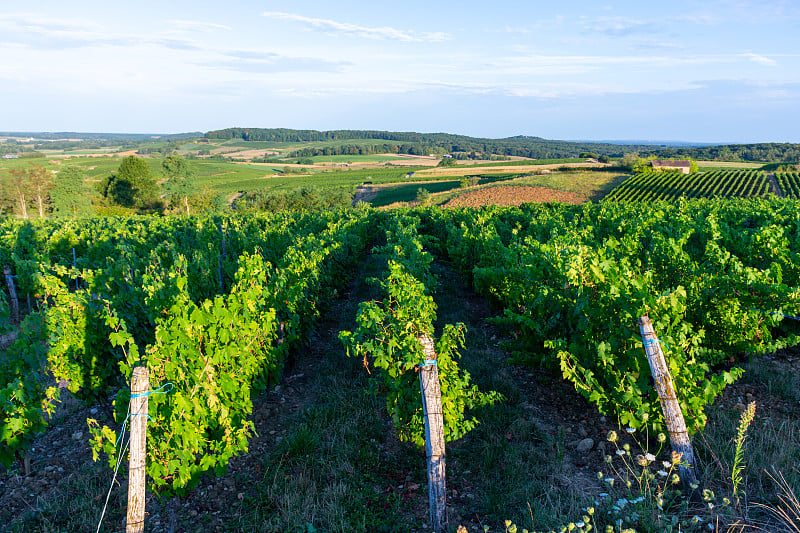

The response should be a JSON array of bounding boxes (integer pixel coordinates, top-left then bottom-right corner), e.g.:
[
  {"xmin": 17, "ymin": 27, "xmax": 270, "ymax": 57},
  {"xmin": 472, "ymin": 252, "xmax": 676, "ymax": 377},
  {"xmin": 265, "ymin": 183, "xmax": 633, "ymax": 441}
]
[{"xmin": 1, "ymin": 0, "xmax": 799, "ymax": 143}]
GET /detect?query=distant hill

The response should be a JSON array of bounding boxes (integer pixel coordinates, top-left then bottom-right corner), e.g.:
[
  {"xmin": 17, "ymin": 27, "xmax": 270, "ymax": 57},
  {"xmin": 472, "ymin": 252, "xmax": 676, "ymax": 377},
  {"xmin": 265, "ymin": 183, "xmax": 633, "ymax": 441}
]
[
  {"xmin": 205, "ymin": 128, "xmax": 655, "ymax": 160},
  {"xmin": 206, "ymin": 128, "xmax": 800, "ymax": 162}
]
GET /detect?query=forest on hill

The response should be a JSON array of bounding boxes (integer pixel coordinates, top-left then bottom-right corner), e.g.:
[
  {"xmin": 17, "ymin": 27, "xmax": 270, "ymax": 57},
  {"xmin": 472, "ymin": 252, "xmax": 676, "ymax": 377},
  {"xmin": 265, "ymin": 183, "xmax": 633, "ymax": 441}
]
[
  {"xmin": 205, "ymin": 128, "xmax": 655, "ymax": 159},
  {"xmin": 205, "ymin": 128, "xmax": 800, "ymax": 162}
]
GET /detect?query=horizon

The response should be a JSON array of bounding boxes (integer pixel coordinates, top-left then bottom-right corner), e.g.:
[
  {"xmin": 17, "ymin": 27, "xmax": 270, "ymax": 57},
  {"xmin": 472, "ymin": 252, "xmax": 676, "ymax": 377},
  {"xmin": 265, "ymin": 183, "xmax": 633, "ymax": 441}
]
[
  {"xmin": 2, "ymin": 1, "xmax": 799, "ymax": 143},
  {"xmin": 0, "ymin": 128, "xmax": 784, "ymax": 148}
]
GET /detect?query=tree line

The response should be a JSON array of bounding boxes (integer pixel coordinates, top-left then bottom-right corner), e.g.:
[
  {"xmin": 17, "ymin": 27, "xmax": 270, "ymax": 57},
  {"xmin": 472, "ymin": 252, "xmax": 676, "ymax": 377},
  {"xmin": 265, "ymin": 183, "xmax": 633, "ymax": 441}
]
[
  {"xmin": 0, "ymin": 155, "xmax": 219, "ymax": 218},
  {"xmin": 289, "ymin": 143, "xmax": 438, "ymax": 158},
  {"xmin": 207, "ymin": 128, "xmax": 800, "ymax": 163},
  {"xmin": 205, "ymin": 128, "xmax": 655, "ymax": 159},
  {"xmin": 650, "ymin": 143, "xmax": 800, "ymax": 163}
]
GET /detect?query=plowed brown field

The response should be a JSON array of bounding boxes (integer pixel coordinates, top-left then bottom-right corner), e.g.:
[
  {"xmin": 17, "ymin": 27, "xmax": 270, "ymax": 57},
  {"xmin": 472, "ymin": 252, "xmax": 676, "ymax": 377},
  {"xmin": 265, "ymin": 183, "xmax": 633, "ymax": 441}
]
[{"xmin": 443, "ymin": 185, "xmax": 587, "ymax": 207}]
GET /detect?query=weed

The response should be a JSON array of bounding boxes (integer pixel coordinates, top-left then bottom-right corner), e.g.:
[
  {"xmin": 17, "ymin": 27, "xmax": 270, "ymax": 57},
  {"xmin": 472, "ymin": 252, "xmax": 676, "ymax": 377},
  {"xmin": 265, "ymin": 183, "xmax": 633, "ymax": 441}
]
[
  {"xmin": 731, "ymin": 402, "xmax": 756, "ymax": 505},
  {"xmin": 754, "ymin": 470, "xmax": 800, "ymax": 533}
]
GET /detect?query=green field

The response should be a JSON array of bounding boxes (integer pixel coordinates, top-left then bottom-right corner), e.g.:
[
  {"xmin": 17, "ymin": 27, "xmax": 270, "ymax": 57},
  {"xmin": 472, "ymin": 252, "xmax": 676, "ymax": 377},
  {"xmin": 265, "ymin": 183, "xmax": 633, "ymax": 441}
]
[
  {"xmin": 369, "ymin": 177, "xmax": 512, "ymax": 206},
  {"xmin": 695, "ymin": 160, "xmax": 766, "ymax": 170},
  {"xmin": 303, "ymin": 154, "xmax": 412, "ymax": 163},
  {"xmin": 459, "ymin": 157, "xmax": 584, "ymax": 167}
]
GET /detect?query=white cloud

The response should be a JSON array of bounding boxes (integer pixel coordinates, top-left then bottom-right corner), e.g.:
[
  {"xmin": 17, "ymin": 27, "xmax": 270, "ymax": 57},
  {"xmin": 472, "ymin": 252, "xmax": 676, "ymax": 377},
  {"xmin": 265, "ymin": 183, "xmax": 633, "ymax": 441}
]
[
  {"xmin": 672, "ymin": 13, "xmax": 722, "ymax": 25},
  {"xmin": 261, "ymin": 12, "xmax": 450, "ymax": 42},
  {"xmin": 741, "ymin": 52, "xmax": 777, "ymax": 66},
  {"xmin": 0, "ymin": 13, "xmax": 194, "ymax": 50},
  {"xmin": 584, "ymin": 16, "xmax": 651, "ymax": 36},
  {"xmin": 168, "ymin": 20, "xmax": 232, "ymax": 32},
  {"xmin": 204, "ymin": 50, "xmax": 349, "ymax": 74}
]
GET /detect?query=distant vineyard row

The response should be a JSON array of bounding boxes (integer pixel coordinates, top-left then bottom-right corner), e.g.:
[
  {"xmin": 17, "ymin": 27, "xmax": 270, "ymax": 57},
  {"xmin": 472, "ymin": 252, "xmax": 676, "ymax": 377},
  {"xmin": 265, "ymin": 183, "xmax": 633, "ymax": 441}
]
[
  {"xmin": 776, "ymin": 172, "xmax": 800, "ymax": 198},
  {"xmin": 604, "ymin": 170, "xmax": 772, "ymax": 202}
]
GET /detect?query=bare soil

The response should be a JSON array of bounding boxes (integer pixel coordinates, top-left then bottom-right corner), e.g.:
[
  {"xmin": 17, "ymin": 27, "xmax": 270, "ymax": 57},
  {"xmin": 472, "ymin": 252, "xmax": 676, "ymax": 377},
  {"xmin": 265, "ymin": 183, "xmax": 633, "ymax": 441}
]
[{"xmin": 443, "ymin": 186, "xmax": 586, "ymax": 207}]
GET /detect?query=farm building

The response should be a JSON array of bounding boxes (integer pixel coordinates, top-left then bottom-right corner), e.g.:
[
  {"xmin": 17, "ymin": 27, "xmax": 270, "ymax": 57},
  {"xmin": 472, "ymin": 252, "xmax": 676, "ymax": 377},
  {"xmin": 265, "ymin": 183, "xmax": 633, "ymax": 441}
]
[{"xmin": 651, "ymin": 159, "xmax": 691, "ymax": 174}]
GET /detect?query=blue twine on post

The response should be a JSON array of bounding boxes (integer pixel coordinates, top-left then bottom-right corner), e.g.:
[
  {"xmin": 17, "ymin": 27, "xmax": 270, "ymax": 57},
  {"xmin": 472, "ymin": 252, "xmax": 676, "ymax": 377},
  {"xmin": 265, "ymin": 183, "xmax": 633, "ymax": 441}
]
[
  {"xmin": 416, "ymin": 359, "xmax": 437, "ymax": 369},
  {"xmin": 114, "ymin": 413, "xmax": 131, "ymax": 451},
  {"xmin": 130, "ymin": 382, "xmax": 174, "ymax": 399},
  {"xmin": 637, "ymin": 337, "xmax": 671, "ymax": 353},
  {"xmin": 113, "ymin": 383, "xmax": 174, "ymax": 449}
]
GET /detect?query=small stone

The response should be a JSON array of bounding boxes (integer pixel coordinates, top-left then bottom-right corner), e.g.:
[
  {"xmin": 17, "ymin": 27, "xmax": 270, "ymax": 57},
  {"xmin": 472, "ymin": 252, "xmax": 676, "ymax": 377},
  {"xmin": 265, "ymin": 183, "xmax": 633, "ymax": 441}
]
[
  {"xmin": 90, "ymin": 408, "xmax": 98, "ymax": 415},
  {"xmin": 734, "ymin": 403, "xmax": 746, "ymax": 413},
  {"xmin": 72, "ymin": 431, "xmax": 83, "ymax": 440},
  {"xmin": 578, "ymin": 426, "xmax": 588, "ymax": 438},
  {"xmin": 576, "ymin": 438, "xmax": 594, "ymax": 453}
]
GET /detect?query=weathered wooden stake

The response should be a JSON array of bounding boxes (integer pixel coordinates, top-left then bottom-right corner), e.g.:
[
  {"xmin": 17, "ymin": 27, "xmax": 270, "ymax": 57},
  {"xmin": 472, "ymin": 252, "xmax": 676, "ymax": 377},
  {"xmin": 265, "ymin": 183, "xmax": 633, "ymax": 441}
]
[
  {"xmin": 127, "ymin": 367, "xmax": 149, "ymax": 533},
  {"xmin": 217, "ymin": 255, "xmax": 224, "ymax": 290},
  {"xmin": 638, "ymin": 316, "xmax": 700, "ymax": 495},
  {"xmin": 418, "ymin": 335, "xmax": 447, "ymax": 532},
  {"xmin": 4, "ymin": 265, "xmax": 20, "ymax": 324}
]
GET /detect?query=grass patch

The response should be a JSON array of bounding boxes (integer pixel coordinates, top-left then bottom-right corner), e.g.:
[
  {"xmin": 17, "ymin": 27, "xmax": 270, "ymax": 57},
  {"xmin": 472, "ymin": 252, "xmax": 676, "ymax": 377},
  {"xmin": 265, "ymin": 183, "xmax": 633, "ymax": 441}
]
[
  {"xmin": 302, "ymin": 154, "xmax": 411, "ymax": 164},
  {"xmin": 371, "ymin": 176, "xmax": 513, "ymax": 206},
  {"xmin": 507, "ymin": 170, "xmax": 630, "ymax": 201},
  {"xmin": 458, "ymin": 158, "xmax": 584, "ymax": 168},
  {"xmin": 696, "ymin": 161, "xmax": 766, "ymax": 170}
]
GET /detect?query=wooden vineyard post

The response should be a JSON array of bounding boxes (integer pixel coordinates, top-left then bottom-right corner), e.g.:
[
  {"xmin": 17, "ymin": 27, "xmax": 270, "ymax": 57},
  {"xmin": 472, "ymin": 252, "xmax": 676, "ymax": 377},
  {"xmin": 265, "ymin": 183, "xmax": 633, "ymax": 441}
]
[
  {"xmin": 127, "ymin": 367, "xmax": 149, "ymax": 533},
  {"xmin": 638, "ymin": 316, "xmax": 700, "ymax": 495},
  {"xmin": 4, "ymin": 265, "xmax": 20, "ymax": 324},
  {"xmin": 417, "ymin": 335, "xmax": 447, "ymax": 532}
]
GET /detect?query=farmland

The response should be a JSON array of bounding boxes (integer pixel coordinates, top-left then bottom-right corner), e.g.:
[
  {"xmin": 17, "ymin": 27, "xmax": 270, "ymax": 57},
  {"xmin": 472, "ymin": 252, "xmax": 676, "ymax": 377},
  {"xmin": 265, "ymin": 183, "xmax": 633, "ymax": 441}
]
[
  {"xmin": 2, "ymin": 129, "xmax": 800, "ymax": 531},
  {"xmin": 4, "ymin": 129, "xmax": 800, "ymax": 217}
]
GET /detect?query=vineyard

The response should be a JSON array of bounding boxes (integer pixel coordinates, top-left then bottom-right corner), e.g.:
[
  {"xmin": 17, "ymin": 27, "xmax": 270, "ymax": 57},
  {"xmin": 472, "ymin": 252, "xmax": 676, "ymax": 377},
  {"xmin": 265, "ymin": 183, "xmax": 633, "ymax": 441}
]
[
  {"xmin": 776, "ymin": 172, "xmax": 800, "ymax": 198},
  {"xmin": 2, "ymin": 198, "xmax": 800, "ymax": 531},
  {"xmin": 604, "ymin": 169, "xmax": 771, "ymax": 202}
]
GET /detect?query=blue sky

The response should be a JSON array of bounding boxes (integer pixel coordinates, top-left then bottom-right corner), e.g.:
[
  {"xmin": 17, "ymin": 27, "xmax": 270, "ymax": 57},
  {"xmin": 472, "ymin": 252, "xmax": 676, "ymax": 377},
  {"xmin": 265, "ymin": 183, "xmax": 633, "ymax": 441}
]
[{"xmin": 1, "ymin": 0, "xmax": 798, "ymax": 143}]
